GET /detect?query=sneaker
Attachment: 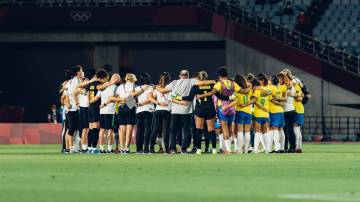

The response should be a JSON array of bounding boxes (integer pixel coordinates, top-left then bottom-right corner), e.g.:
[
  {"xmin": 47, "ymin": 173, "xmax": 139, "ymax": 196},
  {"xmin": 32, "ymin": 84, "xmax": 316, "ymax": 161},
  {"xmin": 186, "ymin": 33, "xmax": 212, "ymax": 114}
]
[
  {"xmin": 204, "ymin": 148, "xmax": 209, "ymax": 153},
  {"xmin": 181, "ymin": 150, "xmax": 188, "ymax": 154},
  {"xmin": 169, "ymin": 150, "xmax": 176, "ymax": 154},
  {"xmin": 189, "ymin": 148, "xmax": 197, "ymax": 154},
  {"xmin": 158, "ymin": 147, "xmax": 164, "ymax": 153},
  {"xmin": 125, "ymin": 149, "xmax": 130, "ymax": 154},
  {"xmin": 100, "ymin": 150, "xmax": 106, "ymax": 154},
  {"xmin": 81, "ymin": 149, "xmax": 88, "ymax": 153},
  {"xmin": 149, "ymin": 149, "xmax": 155, "ymax": 154},
  {"xmin": 196, "ymin": 149, "xmax": 202, "ymax": 155},
  {"xmin": 212, "ymin": 148, "xmax": 217, "ymax": 154},
  {"xmin": 64, "ymin": 149, "xmax": 70, "ymax": 154},
  {"xmin": 108, "ymin": 149, "xmax": 115, "ymax": 154},
  {"xmin": 144, "ymin": 148, "xmax": 149, "ymax": 154}
]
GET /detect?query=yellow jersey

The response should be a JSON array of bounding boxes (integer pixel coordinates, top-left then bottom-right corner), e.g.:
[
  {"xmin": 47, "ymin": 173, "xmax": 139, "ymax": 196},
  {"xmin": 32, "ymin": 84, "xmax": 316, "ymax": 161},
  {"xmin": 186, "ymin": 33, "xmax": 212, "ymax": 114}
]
[
  {"xmin": 294, "ymin": 83, "xmax": 304, "ymax": 114},
  {"xmin": 253, "ymin": 86, "xmax": 272, "ymax": 118},
  {"xmin": 269, "ymin": 84, "xmax": 287, "ymax": 113},
  {"xmin": 235, "ymin": 90, "xmax": 253, "ymax": 114},
  {"xmin": 213, "ymin": 79, "xmax": 241, "ymax": 106}
]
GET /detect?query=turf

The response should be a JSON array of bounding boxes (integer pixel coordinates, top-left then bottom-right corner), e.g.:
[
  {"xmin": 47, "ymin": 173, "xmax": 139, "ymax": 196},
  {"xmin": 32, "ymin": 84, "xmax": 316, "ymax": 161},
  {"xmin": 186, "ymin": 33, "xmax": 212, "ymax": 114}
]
[{"xmin": 0, "ymin": 144, "xmax": 360, "ymax": 202}]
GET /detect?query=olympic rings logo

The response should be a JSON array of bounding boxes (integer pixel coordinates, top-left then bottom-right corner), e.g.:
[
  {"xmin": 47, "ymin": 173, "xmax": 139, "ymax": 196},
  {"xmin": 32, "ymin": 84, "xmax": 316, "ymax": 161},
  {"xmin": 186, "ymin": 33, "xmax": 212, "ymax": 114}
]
[{"xmin": 69, "ymin": 11, "xmax": 92, "ymax": 22}]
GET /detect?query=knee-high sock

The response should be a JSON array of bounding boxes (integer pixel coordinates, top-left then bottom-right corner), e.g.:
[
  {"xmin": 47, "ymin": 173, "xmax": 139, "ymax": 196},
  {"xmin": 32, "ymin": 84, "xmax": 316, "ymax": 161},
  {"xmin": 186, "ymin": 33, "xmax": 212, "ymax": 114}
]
[
  {"xmin": 254, "ymin": 132, "xmax": 261, "ymax": 153},
  {"xmin": 92, "ymin": 128, "xmax": 99, "ymax": 148},
  {"xmin": 263, "ymin": 132, "xmax": 272, "ymax": 153},
  {"xmin": 88, "ymin": 129, "xmax": 93, "ymax": 149},
  {"xmin": 237, "ymin": 132, "xmax": 244, "ymax": 153},
  {"xmin": 219, "ymin": 133, "xmax": 225, "ymax": 150},
  {"xmin": 233, "ymin": 137, "xmax": 238, "ymax": 152},
  {"xmin": 294, "ymin": 126, "xmax": 302, "ymax": 149},
  {"xmin": 209, "ymin": 130, "xmax": 217, "ymax": 149},
  {"xmin": 259, "ymin": 134, "xmax": 265, "ymax": 151},
  {"xmin": 244, "ymin": 132, "xmax": 250, "ymax": 153},
  {"xmin": 279, "ymin": 129, "xmax": 285, "ymax": 151},
  {"xmin": 273, "ymin": 130, "xmax": 280, "ymax": 151},
  {"xmin": 224, "ymin": 138, "xmax": 231, "ymax": 152}
]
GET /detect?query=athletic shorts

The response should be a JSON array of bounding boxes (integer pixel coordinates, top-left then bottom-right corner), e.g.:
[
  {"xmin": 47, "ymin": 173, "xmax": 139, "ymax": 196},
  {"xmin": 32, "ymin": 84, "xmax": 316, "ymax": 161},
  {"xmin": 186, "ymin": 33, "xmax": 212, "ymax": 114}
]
[
  {"xmin": 214, "ymin": 118, "xmax": 221, "ymax": 129},
  {"xmin": 118, "ymin": 105, "xmax": 136, "ymax": 125},
  {"xmin": 194, "ymin": 106, "xmax": 216, "ymax": 120},
  {"xmin": 79, "ymin": 107, "xmax": 89, "ymax": 129},
  {"xmin": 269, "ymin": 112, "xmax": 285, "ymax": 127},
  {"xmin": 294, "ymin": 113, "xmax": 304, "ymax": 126},
  {"xmin": 88, "ymin": 106, "xmax": 100, "ymax": 123},
  {"xmin": 217, "ymin": 108, "xmax": 235, "ymax": 124},
  {"xmin": 254, "ymin": 117, "xmax": 269, "ymax": 125},
  {"xmin": 66, "ymin": 111, "xmax": 80, "ymax": 136},
  {"xmin": 100, "ymin": 114, "xmax": 115, "ymax": 130},
  {"xmin": 235, "ymin": 111, "xmax": 252, "ymax": 125}
]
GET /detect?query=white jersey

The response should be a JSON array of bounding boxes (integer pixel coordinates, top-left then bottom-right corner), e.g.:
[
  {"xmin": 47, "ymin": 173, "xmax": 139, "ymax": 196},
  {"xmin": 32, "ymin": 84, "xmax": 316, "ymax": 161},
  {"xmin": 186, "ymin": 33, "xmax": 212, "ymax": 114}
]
[
  {"xmin": 66, "ymin": 77, "xmax": 81, "ymax": 112},
  {"xmin": 154, "ymin": 89, "xmax": 171, "ymax": 111},
  {"xmin": 166, "ymin": 78, "xmax": 196, "ymax": 114},
  {"xmin": 78, "ymin": 88, "xmax": 89, "ymax": 108},
  {"xmin": 284, "ymin": 85, "xmax": 295, "ymax": 112},
  {"xmin": 116, "ymin": 82, "xmax": 137, "ymax": 110},
  {"xmin": 97, "ymin": 84, "xmax": 117, "ymax": 114},
  {"xmin": 136, "ymin": 86, "xmax": 154, "ymax": 114}
]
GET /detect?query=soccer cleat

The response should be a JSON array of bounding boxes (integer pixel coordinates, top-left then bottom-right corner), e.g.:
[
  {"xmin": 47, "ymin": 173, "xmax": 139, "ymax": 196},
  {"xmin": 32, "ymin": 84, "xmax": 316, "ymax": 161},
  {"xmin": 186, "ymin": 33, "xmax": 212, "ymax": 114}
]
[
  {"xmin": 81, "ymin": 149, "xmax": 88, "ymax": 154},
  {"xmin": 218, "ymin": 149, "xmax": 225, "ymax": 154},
  {"xmin": 158, "ymin": 147, "xmax": 164, "ymax": 153},
  {"xmin": 287, "ymin": 149, "xmax": 295, "ymax": 153},
  {"xmin": 189, "ymin": 148, "xmax": 197, "ymax": 154},
  {"xmin": 149, "ymin": 149, "xmax": 155, "ymax": 154},
  {"xmin": 99, "ymin": 150, "xmax": 106, "ymax": 154},
  {"xmin": 125, "ymin": 149, "xmax": 130, "ymax": 154},
  {"xmin": 196, "ymin": 149, "xmax": 202, "ymax": 155},
  {"xmin": 212, "ymin": 148, "xmax": 217, "ymax": 154},
  {"xmin": 169, "ymin": 150, "xmax": 176, "ymax": 154},
  {"xmin": 114, "ymin": 149, "xmax": 120, "ymax": 154},
  {"xmin": 204, "ymin": 148, "xmax": 209, "ymax": 153},
  {"xmin": 144, "ymin": 148, "xmax": 149, "ymax": 154},
  {"xmin": 181, "ymin": 150, "xmax": 188, "ymax": 154}
]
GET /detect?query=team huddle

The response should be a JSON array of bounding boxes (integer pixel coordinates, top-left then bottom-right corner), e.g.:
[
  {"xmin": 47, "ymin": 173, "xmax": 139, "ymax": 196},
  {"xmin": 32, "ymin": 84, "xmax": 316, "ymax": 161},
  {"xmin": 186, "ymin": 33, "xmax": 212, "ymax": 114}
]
[{"xmin": 60, "ymin": 65, "xmax": 309, "ymax": 155}]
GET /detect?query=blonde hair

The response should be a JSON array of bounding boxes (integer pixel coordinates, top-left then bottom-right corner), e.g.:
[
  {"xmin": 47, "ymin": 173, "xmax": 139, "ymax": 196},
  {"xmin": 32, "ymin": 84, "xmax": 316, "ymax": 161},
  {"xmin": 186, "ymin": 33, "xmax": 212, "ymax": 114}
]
[
  {"xmin": 197, "ymin": 71, "xmax": 208, "ymax": 81},
  {"xmin": 125, "ymin": 73, "xmax": 137, "ymax": 83}
]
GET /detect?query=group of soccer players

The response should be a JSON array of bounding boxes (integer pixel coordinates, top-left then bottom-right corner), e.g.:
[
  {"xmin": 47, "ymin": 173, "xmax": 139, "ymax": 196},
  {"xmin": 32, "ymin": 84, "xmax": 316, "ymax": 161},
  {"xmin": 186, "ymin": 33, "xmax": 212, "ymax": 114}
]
[{"xmin": 59, "ymin": 65, "xmax": 308, "ymax": 154}]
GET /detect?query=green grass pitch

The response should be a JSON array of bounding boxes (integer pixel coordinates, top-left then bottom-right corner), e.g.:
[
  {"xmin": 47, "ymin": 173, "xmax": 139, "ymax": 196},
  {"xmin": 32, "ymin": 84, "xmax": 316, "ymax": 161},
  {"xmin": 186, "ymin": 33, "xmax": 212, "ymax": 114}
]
[{"xmin": 0, "ymin": 144, "xmax": 360, "ymax": 202}]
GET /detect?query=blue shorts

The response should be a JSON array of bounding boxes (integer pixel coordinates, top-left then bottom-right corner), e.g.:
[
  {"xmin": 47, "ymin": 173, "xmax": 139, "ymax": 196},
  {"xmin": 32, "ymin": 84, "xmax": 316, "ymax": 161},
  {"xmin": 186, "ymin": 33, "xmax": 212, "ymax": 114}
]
[
  {"xmin": 217, "ymin": 109, "xmax": 235, "ymax": 124},
  {"xmin": 215, "ymin": 118, "xmax": 221, "ymax": 129},
  {"xmin": 254, "ymin": 117, "xmax": 269, "ymax": 125},
  {"xmin": 235, "ymin": 111, "xmax": 252, "ymax": 125},
  {"xmin": 270, "ymin": 113, "xmax": 285, "ymax": 127},
  {"xmin": 295, "ymin": 113, "xmax": 304, "ymax": 126}
]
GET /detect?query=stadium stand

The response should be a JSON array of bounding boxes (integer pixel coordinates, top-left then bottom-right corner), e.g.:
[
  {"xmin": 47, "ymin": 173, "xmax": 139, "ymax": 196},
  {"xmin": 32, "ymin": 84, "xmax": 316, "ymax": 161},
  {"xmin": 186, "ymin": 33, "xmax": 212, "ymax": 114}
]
[{"xmin": 314, "ymin": 0, "xmax": 360, "ymax": 55}]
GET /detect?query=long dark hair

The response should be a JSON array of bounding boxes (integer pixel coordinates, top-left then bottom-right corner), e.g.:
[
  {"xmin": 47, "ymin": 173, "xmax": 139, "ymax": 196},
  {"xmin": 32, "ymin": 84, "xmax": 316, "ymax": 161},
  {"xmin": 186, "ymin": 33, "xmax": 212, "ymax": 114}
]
[
  {"xmin": 234, "ymin": 74, "xmax": 248, "ymax": 89},
  {"xmin": 159, "ymin": 72, "xmax": 171, "ymax": 88},
  {"xmin": 138, "ymin": 73, "xmax": 152, "ymax": 85}
]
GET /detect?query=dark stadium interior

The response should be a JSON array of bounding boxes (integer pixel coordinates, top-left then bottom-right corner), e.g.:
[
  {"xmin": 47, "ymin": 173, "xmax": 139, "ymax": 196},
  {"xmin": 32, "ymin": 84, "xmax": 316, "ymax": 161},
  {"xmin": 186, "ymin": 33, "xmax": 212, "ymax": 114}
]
[{"xmin": 0, "ymin": 42, "xmax": 225, "ymax": 122}]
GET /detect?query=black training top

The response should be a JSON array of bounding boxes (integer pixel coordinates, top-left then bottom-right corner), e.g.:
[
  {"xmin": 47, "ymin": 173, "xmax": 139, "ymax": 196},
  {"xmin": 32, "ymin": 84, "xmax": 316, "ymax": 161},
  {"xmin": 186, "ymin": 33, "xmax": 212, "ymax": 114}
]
[
  {"xmin": 182, "ymin": 84, "xmax": 229, "ymax": 108},
  {"xmin": 86, "ymin": 81, "xmax": 101, "ymax": 110}
]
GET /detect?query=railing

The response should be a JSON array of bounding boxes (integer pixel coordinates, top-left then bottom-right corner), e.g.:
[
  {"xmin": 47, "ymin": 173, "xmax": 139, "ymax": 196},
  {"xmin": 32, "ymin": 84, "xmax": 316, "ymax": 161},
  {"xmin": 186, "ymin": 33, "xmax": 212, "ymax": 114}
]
[
  {"xmin": 1, "ymin": 0, "xmax": 360, "ymax": 76},
  {"xmin": 303, "ymin": 116, "xmax": 360, "ymax": 141}
]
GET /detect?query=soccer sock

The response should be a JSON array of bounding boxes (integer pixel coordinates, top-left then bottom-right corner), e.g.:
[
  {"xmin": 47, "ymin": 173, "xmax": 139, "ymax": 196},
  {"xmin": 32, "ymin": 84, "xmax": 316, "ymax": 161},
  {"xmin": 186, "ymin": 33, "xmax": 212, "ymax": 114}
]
[
  {"xmin": 224, "ymin": 139, "xmax": 231, "ymax": 152},
  {"xmin": 92, "ymin": 128, "xmax": 99, "ymax": 148},
  {"xmin": 254, "ymin": 132, "xmax": 260, "ymax": 153},
  {"xmin": 195, "ymin": 128, "xmax": 203, "ymax": 149},
  {"xmin": 233, "ymin": 137, "xmax": 238, "ymax": 152},
  {"xmin": 263, "ymin": 132, "xmax": 272, "ymax": 153},
  {"xmin": 209, "ymin": 130, "xmax": 217, "ymax": 149},
  {"xmin": 107, "ymin": 144, "xmax": 113, "ymax": 151},
  {"xmin": 82, "ymin": 144, "xmax": 88, "ymax": 150},
  {"xmin": 219, "ymin": 134, "xmax": 225, "ymax": 150},
  {"xmin": 273, "ymin": 130, "xmax": 280, "ymax": 151},
  {"xmin": 298, "ymin": 127, "xmax": 303, "ymax": 149},
  {"xmin": 158, "ymin": 137, "xmax": 164, "ymax": 148},
  {"xmin": 259, "ymin": 134, "xmax": 265, "ymax": 151},
  {"xmin": 244, "ymin": 132, "xmax": 250, "ymax": 153},
  {"xmin": 280, "ymin": 129, "xmax": 285, "ymax": 151},
  {"xmin": 294, "ymin": 126, "xmax": 302, "ymax": 149},
  {"xmin": 237, "ymin": 132, "xmax": 244, "ymax": 153},
  {"xmin": 99, "ymin": 145, "xmax": 105, "ymax": 151},
  {"xmin": 204, "ymin": 131, "xmax": 210, "ymax": 150},
  {"xmin": 88, "ymin": 129, "xmax": 93, "ymax": 148}
]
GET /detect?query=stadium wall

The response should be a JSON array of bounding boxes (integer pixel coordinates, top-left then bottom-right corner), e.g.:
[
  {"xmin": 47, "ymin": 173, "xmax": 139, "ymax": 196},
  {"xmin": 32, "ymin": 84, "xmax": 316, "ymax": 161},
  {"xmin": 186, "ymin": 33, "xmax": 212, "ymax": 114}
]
[{"xmin": 226, "ymin": 39, "xmax": 360, "ymax": 117}]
